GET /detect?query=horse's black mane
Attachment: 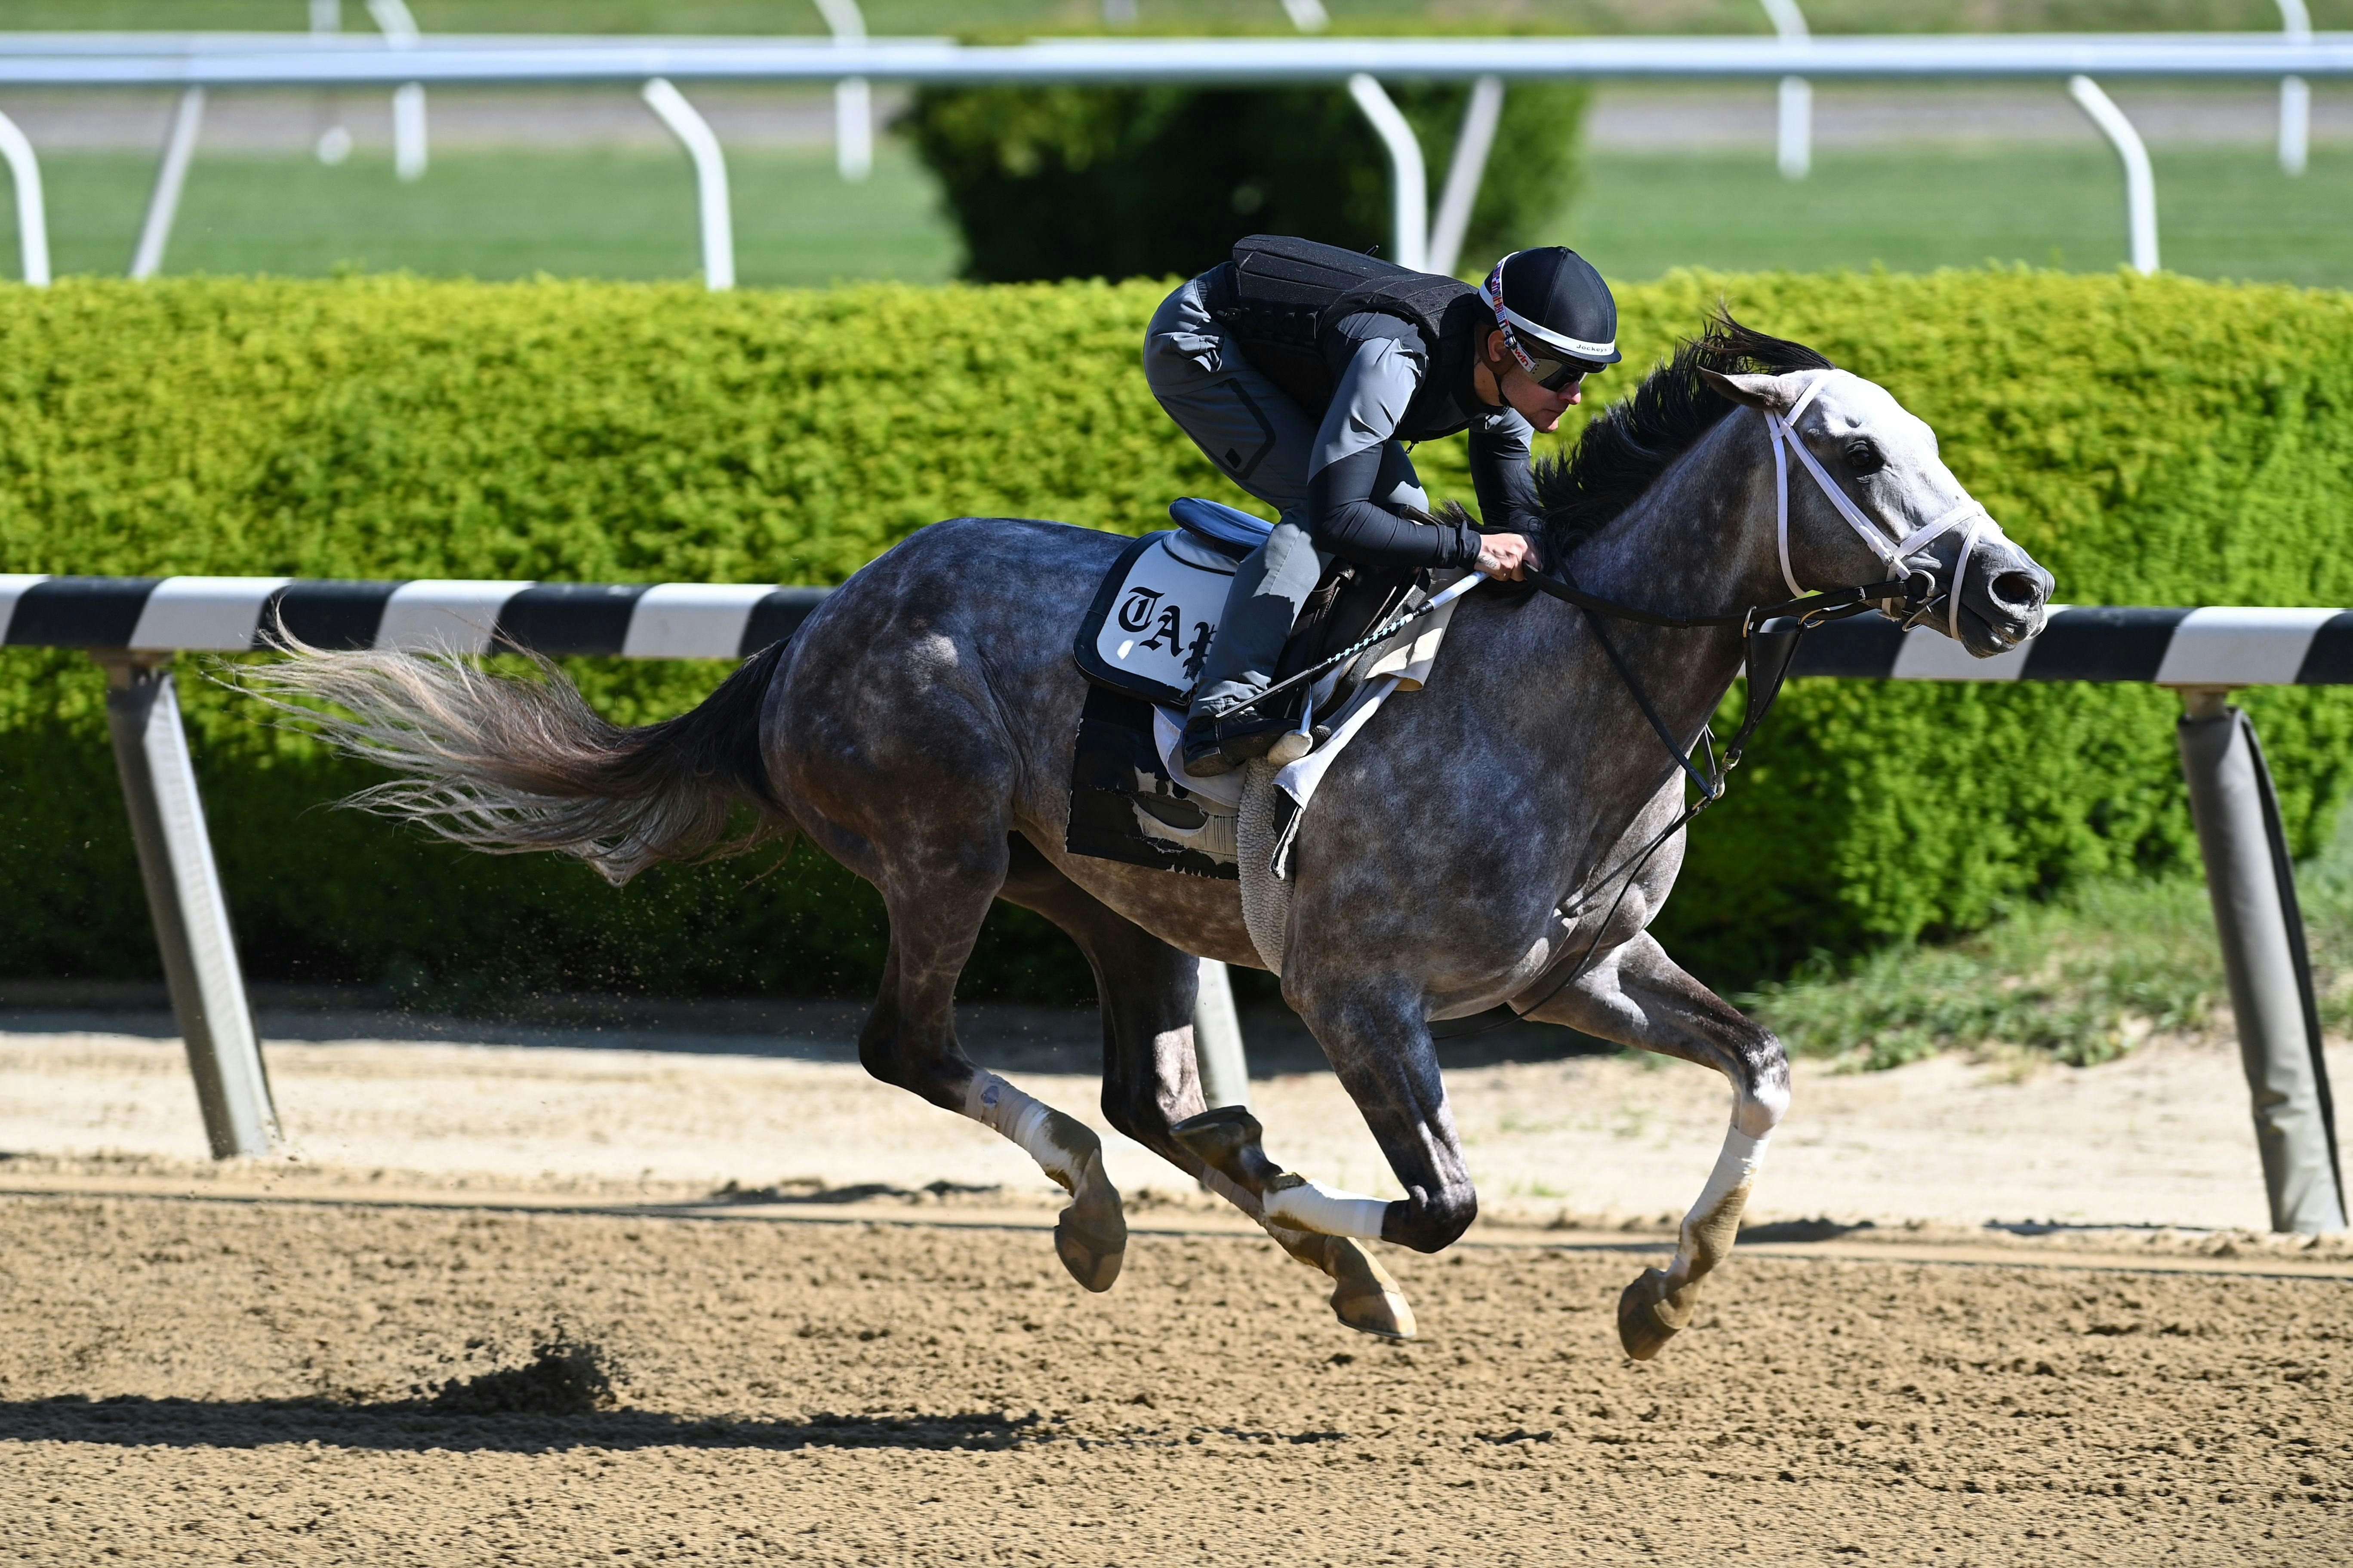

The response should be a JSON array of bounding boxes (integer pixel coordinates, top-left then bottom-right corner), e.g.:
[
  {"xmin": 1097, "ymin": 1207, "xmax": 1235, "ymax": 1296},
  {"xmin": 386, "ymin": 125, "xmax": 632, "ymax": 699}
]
[{"xmin": 1531, "ymin": 310, "xmax": 1832, "ymax": 557}]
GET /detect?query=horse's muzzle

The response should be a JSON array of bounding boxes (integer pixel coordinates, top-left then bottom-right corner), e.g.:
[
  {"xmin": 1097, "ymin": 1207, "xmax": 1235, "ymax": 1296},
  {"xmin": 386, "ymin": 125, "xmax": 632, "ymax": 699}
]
[{"xmin": 1955, "ymin": 534, "xmax": 2054, "ymax": 656}]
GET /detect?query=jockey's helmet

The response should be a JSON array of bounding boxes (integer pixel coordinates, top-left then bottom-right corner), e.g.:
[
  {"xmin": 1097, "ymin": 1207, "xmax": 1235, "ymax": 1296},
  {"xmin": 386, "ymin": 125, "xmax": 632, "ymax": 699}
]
[{"xmin": 1478, "ymin": 247, "xmax": 1621, "ymax": 390}]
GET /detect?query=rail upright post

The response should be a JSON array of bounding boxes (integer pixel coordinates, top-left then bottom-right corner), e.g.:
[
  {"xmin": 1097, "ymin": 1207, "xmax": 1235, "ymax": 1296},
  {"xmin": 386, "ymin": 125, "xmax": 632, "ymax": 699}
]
[
  {"xmin": 98, "ymin": 656, "xmax": 280, "ymax": 1159},
  {"xmin": 2176, "ymin": 688, "xmax": 2345, "ymax": 1233},
  {"xmin": 1193, "ymin": 959, "xmax": 1251, "ymax": 1111}
]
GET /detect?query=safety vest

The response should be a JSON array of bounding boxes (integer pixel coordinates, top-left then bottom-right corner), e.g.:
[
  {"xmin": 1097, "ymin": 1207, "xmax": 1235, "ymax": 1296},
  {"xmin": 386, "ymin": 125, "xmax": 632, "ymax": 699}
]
[{"xmin": 1204, "ymin": 234, "xmax": 1492, "ymax": 442}]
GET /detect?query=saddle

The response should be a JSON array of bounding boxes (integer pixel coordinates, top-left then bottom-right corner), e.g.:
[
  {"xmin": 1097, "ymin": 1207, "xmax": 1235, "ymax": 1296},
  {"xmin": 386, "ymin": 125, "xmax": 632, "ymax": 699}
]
[
  {"xmin": 1065, "ymin": 500, "xmax": 1424, "ymax": 887},
  {"xmin": 1072, "ymin": 498, "xmax": 1416, "ymax": 725}
]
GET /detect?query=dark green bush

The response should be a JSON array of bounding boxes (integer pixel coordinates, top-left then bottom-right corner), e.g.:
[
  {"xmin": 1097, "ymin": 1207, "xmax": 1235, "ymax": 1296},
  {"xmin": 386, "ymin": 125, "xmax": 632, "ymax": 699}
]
[
  {"xmin": 899, "ymin": 80, "xmax": 1586, "ymax": 283},
  {"xmin": 1, "ymin": 267, "xmax": 2349, "ymax": 1003}
]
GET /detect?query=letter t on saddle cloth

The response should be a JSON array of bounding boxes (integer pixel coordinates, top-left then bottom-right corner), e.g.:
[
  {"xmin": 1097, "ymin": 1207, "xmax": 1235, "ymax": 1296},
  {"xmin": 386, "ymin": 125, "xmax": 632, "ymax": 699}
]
[{"xmin": 1067, "ymin": 498, "xmax": 1469, "ymax": 882}]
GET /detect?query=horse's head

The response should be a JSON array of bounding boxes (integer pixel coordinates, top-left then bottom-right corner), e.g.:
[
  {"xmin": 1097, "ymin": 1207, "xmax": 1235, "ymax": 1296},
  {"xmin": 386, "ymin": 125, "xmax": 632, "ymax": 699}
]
[{"xmin": 1703, "ymin": 368, "xmax": 2052, "ymax": 656}]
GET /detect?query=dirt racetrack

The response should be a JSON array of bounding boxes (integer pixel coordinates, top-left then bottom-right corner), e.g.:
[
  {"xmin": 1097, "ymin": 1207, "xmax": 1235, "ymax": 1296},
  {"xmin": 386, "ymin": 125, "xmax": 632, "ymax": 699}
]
[{"xmin": 3, "ymin": 1190, "xmax": 2348, "ymax": 1566}]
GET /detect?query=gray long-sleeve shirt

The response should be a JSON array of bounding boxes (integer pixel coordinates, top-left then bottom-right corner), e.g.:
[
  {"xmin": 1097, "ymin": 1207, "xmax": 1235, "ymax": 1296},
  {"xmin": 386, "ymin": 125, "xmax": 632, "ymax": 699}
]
[{"xmin": 1306, "ymin": 311, "xmax": 1542, "ymax": 571}]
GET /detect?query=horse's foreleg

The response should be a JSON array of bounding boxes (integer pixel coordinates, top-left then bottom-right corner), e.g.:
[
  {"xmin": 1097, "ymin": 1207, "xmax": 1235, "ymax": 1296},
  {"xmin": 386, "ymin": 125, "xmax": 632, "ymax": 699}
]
[
  {"xmin": 998, "ymin": 839, "xmax": 1414, "ymax": 1337},
  {"xmin": 1524, "ymin": 931, "xmax": 1789, "ymax": 1359},
  {"xmin": 1230, "ymin": 971, "xmax": 1479, "ymax": 1261},
  {"xmin": 1168, "ymin": 1104, "xmax": 1417, "ymax": 1339}
]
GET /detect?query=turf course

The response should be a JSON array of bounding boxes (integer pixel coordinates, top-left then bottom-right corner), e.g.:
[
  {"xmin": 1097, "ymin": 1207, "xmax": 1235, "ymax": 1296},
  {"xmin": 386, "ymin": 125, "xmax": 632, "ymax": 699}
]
[
  {"xmin": 1, "ymin": 139, "xmax": 2344, "ymax": 289},
  {"xmin": 1568, "ymin": 144, "xmax": 2353, "ymax": 291},
  {"xmin": 0, "ymin": 144, "xmax": 961, "ymax": 289}
]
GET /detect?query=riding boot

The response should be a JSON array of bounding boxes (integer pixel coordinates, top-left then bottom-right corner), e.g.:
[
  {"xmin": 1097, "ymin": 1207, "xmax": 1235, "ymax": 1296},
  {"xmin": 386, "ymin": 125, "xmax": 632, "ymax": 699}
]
[{"xmin": 1179, "ymin": 707, "xmax": 1294, "ymax": 779}]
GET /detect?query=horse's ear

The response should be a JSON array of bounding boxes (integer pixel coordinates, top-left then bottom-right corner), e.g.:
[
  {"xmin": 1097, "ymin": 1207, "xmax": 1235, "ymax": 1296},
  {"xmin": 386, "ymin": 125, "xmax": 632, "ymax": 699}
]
[{"xmin": 1700, "ymin": 368, "xmax": 1796, "ymax": 413}]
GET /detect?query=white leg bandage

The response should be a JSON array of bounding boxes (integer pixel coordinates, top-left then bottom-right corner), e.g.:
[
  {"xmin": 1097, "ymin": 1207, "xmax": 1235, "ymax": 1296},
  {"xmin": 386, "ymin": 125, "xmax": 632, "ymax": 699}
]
[
  {"xmin": 1263, "ymin": 1175, "xmax": 1390, "ymax": 1239},
  {"xmin": 964, "ymin": 1071, "xmax": 1082, "ymax": 1190},
  {"xmin": 1671, "ymin": 1125, "xmax": 1770, "ymax": 1276}
]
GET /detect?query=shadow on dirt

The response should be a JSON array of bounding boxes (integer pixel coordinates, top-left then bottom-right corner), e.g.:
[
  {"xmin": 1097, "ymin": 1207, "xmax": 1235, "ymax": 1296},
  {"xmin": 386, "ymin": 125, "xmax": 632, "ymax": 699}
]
[
  {"xmin": 1738, "ymin": 1218, "xmax": 1877, "ymax": 1244},
  {"xmin": 0, "ymin": 1395, "xmax": 1053, "ymax": 1455},
  {"xmin": 3, "ymin": 1332, "xmax": 1056, "ymax": 1455}
]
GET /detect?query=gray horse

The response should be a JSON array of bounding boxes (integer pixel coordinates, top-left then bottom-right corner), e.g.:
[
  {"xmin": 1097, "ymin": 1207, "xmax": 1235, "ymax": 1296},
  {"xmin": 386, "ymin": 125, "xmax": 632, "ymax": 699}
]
[{"xmin": 253, "ymin": 317, "xmax": 2051, "ymax": 1359}]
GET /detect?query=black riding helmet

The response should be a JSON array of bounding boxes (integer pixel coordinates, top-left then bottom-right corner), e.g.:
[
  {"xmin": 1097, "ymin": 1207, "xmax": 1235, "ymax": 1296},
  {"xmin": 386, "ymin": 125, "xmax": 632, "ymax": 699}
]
[{"xmin": 1478, "ymin": 247, "xmax": 1621, "ymax": 391}]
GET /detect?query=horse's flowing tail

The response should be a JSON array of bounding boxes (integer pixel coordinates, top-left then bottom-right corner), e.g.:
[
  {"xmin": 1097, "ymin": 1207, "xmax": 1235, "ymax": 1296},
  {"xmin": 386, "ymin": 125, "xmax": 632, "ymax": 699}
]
[{"xmin": 242, "ymin": 635, "xmax": 794, "ymax": 885}]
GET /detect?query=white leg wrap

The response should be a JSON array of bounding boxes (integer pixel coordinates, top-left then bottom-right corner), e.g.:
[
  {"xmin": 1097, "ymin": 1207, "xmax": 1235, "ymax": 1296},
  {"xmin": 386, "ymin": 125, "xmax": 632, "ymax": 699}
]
[
  {"xmin": 964, "ymin": 1070, "xmax": 1081, "ymax": 1190},
  {"xmin": 1671, "ymin": 1125, "xmax": 1770, "ymax": 1275},
  {"xmin": 1263, "ymin": 1177, "xmax": 1390, "ymax": 1239}
]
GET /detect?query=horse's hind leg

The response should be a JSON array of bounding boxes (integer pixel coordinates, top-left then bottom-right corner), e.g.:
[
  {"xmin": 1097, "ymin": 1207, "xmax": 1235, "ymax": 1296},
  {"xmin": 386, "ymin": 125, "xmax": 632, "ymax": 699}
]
[
  {"xmin": 1524, "ymin": 931, "xmax": 1790, "ymax": 1360},
  {"xmin": 847, "ymin": 834, "xmax": 1127, "ymax": 1294},
  {"xmin": 998, "ymin": 839, "xmax": 1414, "ymax": 1339}
]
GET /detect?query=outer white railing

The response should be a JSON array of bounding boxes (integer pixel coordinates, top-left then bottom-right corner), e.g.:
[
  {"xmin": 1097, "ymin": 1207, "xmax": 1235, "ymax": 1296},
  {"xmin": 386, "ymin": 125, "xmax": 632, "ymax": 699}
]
[{"xmin": 3, "ymin": 32, "xmax": 2350, "ymax": 283}]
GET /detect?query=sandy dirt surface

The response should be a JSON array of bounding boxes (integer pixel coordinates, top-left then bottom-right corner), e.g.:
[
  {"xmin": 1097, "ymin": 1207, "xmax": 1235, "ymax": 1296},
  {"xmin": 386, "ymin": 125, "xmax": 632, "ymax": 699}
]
[
  {"xmin": 4, "ymin": 1010, "xmax": 2352, "ymax": 1563},
  {"xmin": 3, "ymin": 1006, "xmax": 2347, "ymax": 1232},
  {"xmin": 0, "ymin": 1192, "xmax": 2347, "ymax": 1567}
]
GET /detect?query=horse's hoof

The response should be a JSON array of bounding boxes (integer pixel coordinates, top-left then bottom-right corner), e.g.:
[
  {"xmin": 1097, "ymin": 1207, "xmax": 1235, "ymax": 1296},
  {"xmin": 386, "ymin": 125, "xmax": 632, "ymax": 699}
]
[
  {"xmin": 1330, "ymin": 1281, "xmax": 1417, "ymax": 1340},
  {"xmin": 1324, "ymin": 1238, "xmax": 1416, "ymax": 1340},
  {"xmin": 1615, "ymin": 1267, "xmax": 1693, "ymax": 1361},
  {"xmin": 1054, "ymin": 1208, "xmax": 1125, "ymax": 1294}
]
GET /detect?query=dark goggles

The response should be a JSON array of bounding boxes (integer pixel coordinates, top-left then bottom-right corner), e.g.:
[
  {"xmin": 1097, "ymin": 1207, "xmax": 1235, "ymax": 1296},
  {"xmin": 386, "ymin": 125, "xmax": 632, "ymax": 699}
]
[
  {"xmin": 1499, "ymin": 320, "xmax": 1603, "ymax": 392},
  {"xmin": 1526, "ymin": 356, "xmax": 1602, "ymax": 393}
]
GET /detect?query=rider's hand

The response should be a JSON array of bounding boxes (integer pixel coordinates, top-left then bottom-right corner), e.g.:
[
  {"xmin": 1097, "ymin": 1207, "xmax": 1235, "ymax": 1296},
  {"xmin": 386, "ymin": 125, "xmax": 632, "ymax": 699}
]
[{"xmin": 1475, "ymin": 532, "xmax": 1540, "ymax": 582}]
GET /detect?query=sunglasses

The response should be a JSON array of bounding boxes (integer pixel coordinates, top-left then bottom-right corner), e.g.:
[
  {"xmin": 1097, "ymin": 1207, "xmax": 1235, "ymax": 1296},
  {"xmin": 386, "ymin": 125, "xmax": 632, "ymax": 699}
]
[
  {"xmin": 1525, "ymin": 358, "xmax": 1598, "ymax": 393},
  {"xmin": 1499, "ymin": 323, "xmax": 1602, "ymax": 392}
]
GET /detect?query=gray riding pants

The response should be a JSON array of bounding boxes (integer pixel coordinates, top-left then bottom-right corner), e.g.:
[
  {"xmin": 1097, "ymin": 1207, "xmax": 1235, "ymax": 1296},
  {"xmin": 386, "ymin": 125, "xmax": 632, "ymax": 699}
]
[{"xmin": 1143, "ymin": 278, "xmax": 1427, "ymax": 720}]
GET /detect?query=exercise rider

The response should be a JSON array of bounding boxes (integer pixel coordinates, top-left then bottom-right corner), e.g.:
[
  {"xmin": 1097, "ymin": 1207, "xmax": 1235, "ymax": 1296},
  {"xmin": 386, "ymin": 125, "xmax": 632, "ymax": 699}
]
[{"xmin": 1144, "ymin": 236, "xmax": 1620, "ymax": 779}]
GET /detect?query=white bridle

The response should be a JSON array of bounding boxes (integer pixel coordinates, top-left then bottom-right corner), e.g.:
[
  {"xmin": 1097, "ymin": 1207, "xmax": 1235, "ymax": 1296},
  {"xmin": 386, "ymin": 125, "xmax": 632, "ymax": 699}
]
[{"xmin": 1766, "ymin": 371, "xmax": 2007, "ymax": 643}]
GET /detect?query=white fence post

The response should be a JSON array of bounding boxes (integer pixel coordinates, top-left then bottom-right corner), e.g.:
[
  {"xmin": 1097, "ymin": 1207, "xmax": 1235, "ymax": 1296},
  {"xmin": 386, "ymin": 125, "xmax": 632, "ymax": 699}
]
[
  {"xmin": 129, "ymin": 87, "xmax": 205, "ymax": 280},
  {"xmin": 0, "ymin": 109, "xmax": 50, "ymax": 286},
  {"xmin": 811, "ymin": 0, "xmax": 872, "ymax": 183},
  {"xmin": 1346, "ymin": 74, "xmax": 1428, "ymax": 273},
  {"xmin": 2069, "ymin": 75, "xmax": 2158, "ymax": 276},
  {"xmin": 2277, "ymin": 0, "xmax": 2313, "ymax": 175},
  {"xmin": 1761, "ymin": 0, "xmax": 1811, "ymax": 180},
  {"xmin": 1280, "ymin": 0, "xmax": 1330, "ymax": 31},
  {"xmin": 1426, "ymin": 74, "xmax": 1503, "ymax": 277},
  {"xmin": 642, "ymin": 78, "xmax": 736, "ymax": 290},
  {"xmin": 98, "ymin": 657, "xmax": 280, "ymax": 1160},
  {"xmin": 1193, "ymin": 959, "xmax": 1251, "ymax": 1111},
  {"xmin": 367, "ymin": 0, "xmax": 429, "ymax": 182}
]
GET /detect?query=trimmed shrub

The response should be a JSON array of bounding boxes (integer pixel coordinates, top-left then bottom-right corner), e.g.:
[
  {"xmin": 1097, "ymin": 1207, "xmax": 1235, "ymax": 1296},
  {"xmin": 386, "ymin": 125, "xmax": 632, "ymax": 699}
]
[
  {"xmin": 0, "ymin": 267, "xmax": 2349, "ymax": 1001},
  {"xmin": 898, "ymin": 80, "xmax": 1586, "ymax": 283}
]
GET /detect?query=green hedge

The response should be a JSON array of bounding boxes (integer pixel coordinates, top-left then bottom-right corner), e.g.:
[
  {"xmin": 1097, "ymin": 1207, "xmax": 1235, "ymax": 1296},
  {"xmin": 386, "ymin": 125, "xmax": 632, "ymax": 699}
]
[{"xmin": 3, "ymin": 268, "xmax": 2350, "ymax": 1002}]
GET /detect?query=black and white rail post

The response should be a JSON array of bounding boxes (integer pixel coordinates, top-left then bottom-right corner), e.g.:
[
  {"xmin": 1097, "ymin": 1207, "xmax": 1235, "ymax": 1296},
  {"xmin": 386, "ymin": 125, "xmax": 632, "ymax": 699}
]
[
  {"xmin": 2176, "ymin": 689, "xmax": 2346, "ymax": 1233},
  {"xmin": 98, "ymin": 654, "xmax": 279, "ymax": 1159},
  {"xmin": 1799, "ymin": 605, "xmax": 2351, "ymax": 1233}
]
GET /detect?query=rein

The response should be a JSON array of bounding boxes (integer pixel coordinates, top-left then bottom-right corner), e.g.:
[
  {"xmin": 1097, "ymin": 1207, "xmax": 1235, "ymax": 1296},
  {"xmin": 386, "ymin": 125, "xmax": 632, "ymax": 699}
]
[
  {"xmin": 1208, "ymin": 372, "xmax": 2006, "ymax": 1035},
  {"xmin": 1476, "ymin": 372, "xmax": 2004, "ymax": 1030}
]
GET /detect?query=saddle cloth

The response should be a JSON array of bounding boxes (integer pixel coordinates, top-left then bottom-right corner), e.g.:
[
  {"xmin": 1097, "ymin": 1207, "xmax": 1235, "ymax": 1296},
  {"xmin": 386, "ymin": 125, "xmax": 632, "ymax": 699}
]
[{"xmin": 1071, "ymin": 499, "xmax": 1268, "ymax": 707}]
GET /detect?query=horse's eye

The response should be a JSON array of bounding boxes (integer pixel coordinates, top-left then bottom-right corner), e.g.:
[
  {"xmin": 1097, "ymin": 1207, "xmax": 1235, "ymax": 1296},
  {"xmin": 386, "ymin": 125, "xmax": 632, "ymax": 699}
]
[{"xmin": 1843, "ymin": 437, "xmax": 1885, "ymax": 475}]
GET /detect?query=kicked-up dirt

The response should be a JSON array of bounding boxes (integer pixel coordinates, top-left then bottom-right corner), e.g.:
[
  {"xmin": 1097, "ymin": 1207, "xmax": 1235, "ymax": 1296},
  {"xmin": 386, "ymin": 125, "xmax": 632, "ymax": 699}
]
[{"xmin": 0, "ymin": 1192, "xmax": 2346, "ymax": 1566}]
